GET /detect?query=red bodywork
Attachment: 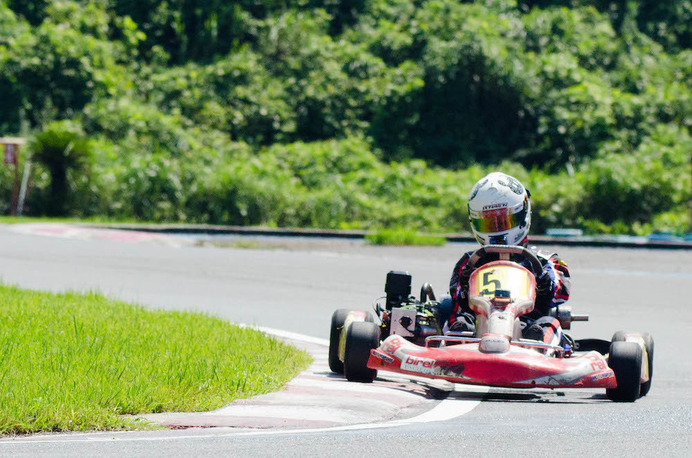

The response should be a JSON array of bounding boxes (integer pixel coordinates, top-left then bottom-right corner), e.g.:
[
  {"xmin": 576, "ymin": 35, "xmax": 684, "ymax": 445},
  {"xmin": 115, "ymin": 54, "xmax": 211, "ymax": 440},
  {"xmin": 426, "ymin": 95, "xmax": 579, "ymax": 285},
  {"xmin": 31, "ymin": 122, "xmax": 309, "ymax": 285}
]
[{"xmin": 368, "ymin": 335, "xmax": 616, "ymax": 389}]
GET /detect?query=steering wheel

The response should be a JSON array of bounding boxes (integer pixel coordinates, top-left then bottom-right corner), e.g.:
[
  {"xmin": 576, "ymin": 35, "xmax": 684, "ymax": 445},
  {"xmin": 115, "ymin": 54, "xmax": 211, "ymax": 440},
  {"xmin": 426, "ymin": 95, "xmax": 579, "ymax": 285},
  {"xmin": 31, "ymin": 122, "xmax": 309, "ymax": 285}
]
[{"xmin": 464, "ymin": 245, "xmax": 543, "ymax": 276}]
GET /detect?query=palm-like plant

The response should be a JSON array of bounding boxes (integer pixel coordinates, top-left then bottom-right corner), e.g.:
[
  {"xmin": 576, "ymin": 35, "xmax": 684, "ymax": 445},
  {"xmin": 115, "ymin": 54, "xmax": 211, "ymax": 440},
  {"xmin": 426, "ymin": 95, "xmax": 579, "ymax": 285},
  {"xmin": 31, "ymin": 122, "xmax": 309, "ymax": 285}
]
[{"xmin": 30, "ymin": 120, "xmax": 92, "ymax": 216}]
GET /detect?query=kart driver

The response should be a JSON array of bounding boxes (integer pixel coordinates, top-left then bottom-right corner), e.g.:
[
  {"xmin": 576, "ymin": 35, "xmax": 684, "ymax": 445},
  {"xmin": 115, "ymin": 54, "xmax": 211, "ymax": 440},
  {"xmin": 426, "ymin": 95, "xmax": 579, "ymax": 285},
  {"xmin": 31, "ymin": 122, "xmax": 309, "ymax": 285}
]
[{"xmin": 447, "ymin": 172, "xmax": 571, "ymax": 342}]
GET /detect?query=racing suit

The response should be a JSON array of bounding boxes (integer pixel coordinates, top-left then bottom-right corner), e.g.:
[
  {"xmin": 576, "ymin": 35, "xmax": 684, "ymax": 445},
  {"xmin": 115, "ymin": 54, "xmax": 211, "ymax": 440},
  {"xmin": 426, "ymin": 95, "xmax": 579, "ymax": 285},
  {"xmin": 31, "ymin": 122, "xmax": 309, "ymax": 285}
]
[{"xmin": 447, "ymin": 245, "xmax": 571, "ymax": 340}]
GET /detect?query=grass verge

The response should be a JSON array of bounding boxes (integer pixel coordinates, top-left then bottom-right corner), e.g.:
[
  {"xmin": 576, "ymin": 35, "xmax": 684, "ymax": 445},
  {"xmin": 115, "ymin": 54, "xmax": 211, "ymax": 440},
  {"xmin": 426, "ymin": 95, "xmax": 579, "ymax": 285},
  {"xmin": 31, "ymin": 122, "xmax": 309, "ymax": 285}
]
[
  {"xmin": 365, "ymin": 228, "xmax": 446, "ymax": 246},
  {"xmin": 0, "ymin": 285, "xmax": 312, "ymax": 435}
]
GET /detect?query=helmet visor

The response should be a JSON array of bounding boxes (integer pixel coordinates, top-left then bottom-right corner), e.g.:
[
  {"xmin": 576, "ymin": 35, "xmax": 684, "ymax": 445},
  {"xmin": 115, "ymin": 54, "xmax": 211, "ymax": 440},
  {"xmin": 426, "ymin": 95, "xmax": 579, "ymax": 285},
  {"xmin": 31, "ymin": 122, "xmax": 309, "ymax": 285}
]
[{"xmin": 470, "ymin": 206, "xmax": 527, "ymax": 234}]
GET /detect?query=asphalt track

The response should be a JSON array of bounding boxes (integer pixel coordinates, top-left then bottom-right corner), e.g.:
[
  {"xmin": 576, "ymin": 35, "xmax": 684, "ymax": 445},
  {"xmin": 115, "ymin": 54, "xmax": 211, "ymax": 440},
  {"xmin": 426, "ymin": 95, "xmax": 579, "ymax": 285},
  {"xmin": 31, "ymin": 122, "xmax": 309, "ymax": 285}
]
[{"xmin": 0, "ymin": 224, "xmax": 690, "ymax": 456}]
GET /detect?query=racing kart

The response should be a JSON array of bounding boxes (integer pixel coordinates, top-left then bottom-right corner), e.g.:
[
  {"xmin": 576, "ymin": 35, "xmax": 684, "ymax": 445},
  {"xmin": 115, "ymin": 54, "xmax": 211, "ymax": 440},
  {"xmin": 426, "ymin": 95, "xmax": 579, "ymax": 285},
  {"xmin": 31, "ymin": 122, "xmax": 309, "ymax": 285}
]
[{"xmin": 329, "ymin": 245, "xmax": 654, "ymax": 402}]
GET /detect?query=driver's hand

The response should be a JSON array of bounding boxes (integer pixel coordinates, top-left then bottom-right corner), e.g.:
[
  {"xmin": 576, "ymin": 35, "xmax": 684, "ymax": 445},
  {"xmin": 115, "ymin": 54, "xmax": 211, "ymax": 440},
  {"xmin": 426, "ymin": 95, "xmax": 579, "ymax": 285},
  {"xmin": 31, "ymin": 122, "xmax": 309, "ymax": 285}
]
[
  {"xmin": 461, "ymin": 263, "xmax": 475, "ymax": 281},
  {"xmin": 536, "ymin": 270, "xmax": 553, "ymax": 295}
]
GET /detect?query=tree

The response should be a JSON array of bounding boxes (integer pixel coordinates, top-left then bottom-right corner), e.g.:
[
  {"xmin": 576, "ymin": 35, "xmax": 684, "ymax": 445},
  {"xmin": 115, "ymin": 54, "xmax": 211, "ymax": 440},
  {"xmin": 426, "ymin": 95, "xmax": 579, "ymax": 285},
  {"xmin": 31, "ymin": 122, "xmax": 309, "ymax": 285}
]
[{"xmin": 30, "ymin": 121, "xmax": 92, "ymax": 216}]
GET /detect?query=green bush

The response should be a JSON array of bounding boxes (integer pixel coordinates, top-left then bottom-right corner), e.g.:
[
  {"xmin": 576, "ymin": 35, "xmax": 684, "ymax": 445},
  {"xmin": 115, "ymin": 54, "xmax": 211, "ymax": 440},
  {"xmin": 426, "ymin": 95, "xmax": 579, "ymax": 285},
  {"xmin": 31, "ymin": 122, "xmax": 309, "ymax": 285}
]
[
  {"xmin": 1, "ymin": 0, "xmax": 689, "ymax": 236},
  {"xmin": 578, "ymin": 124, "xmax": 691, "ymax": 228},
  {"xmin": 0, "ymin": 4, "xmax": 128, "ymax": 131},
  {"xmin": 365, "ymin": 227, "xmax": 446, "ymax": 246}
]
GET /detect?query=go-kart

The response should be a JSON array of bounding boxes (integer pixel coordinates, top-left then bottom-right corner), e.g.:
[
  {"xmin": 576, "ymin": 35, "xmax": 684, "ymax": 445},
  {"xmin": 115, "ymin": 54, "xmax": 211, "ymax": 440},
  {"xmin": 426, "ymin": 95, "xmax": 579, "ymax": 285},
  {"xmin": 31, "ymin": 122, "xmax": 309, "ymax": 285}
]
[{"xmin": 329, "ymin": 245, "xmax": 654, "ymax": 402}]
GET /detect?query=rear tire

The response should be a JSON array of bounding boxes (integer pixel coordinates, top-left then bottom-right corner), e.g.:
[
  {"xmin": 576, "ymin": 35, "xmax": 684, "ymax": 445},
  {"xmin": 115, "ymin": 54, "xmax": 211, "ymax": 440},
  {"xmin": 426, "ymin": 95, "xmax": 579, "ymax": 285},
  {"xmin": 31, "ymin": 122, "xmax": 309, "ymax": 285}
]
[
  {"xmin": 344, "ymin": 321, "xmax": 380, "ymax": 383},
  {"xmin": 606, "ymin": 341, "xmax": 643, "ymax": 402},
  {"xmin": 639, "ymin": 333, "xmax": 654, "ymax": 397},
  {"xmin": 328, "ymin": 309, "xmax": 351, "ymax": 374}
]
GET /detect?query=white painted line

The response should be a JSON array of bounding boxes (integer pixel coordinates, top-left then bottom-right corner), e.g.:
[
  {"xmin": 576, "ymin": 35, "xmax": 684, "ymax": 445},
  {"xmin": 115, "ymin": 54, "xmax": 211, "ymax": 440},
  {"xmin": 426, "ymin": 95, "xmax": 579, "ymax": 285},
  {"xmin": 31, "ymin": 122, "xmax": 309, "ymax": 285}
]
[
  {"xmin": 382, "ymin": 384, "xmax": 489, "ymax": 425},
  {"xmin": 235, "ymin": 324, "xmax": 330, "ymax": 347}
]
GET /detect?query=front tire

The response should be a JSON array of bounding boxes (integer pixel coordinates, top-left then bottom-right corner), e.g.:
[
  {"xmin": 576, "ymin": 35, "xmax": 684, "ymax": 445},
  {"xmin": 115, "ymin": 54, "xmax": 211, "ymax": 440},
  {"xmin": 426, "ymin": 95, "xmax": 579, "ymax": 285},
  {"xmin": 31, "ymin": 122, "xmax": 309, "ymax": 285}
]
[
  {"xmin": 344, "ymin": 321, "xmax": 380, "ymax": 383},
  {"xmin": 639, "ymin": 333, "xmax": 654, "ymax": 397},
  {"xmin": 612, "ymin": 331, "xmax": 654, "ymax": 397},
  {"xmin": 606, "ymin": 341, "xmax": 643, "ymax": 402},
  {"xmin": 328, "ymin": 309, "xmax": 351, "ymax": 374}
]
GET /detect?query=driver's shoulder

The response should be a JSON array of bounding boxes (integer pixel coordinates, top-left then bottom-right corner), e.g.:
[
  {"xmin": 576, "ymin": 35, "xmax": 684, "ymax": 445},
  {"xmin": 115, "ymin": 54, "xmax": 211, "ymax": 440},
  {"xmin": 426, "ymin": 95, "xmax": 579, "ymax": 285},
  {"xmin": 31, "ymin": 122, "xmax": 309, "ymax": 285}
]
[{"xmin": 456, "ymin": 250, "xmax": 476, "ymax": 263}]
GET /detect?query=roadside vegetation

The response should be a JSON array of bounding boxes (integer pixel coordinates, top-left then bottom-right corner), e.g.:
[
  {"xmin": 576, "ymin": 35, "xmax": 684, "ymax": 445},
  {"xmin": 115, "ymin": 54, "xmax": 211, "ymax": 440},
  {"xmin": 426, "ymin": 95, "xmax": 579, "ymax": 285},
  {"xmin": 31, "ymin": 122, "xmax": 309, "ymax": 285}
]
[
  {"xmin": 0, "ymin": 1, "xmax": 690, "ymax": 235},
  {"xmin": 365, "ymin": 227, "xmax": 447, "ymax": 246},
  {"xmin": 0, "ymin": 285, "xmax": 311, "ymax": 435}
]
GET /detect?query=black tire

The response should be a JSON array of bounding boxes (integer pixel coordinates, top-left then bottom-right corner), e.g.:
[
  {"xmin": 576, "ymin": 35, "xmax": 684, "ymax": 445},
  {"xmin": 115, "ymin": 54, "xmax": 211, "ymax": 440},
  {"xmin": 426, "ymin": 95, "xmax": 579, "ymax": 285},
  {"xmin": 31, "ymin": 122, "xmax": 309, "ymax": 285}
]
[
  {"xmin": 639, "ymin": 333, "xmax": 654, "ymax": 397},
  {"xmin": 328, "ymin": 309, "xmax": 351, "ymax": 374},
  {"xmin": 612, "ymin": 331, "xmax": 654, "ymax": 397},
  {"xmin": 611, "ymin": 330, "xmax": 629, "ymax": 342},
  {"xmin": 606, "ymin": 341, "xmax": 643, "ymax": 402},
  {"xmin": 344, "ymin": 321, "xmax": 380, "ymax": 383}
]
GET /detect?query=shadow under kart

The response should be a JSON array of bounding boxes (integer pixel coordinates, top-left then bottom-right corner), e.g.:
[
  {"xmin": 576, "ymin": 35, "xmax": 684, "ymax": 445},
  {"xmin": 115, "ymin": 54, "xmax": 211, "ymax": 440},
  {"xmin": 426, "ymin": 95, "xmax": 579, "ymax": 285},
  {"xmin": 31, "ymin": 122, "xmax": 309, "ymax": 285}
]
[{"xmin": 329, "ymin": 245, "xmax": 653, "ymax": 403}]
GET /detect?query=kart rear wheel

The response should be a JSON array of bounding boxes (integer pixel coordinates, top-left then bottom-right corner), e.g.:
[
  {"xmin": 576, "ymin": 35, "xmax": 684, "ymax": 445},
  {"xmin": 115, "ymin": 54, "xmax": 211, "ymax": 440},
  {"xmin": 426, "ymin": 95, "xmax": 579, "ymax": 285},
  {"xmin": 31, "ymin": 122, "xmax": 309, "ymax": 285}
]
[
  {"xmin": 639, "ymin": 333, "xmax": 654, "ymax": 397},
  {"xmin": 344, "ymin": 321, "xmax": 380, "ymax": 383},
  {"xmin": 606, "ymin": 341, "xmax": 643, "ymax": 402},
  {"xmin": 329, "ymin": 309, "xmax": 351, "ymax": 374},
  {"xmin": 612, "ymin": 331, "xmax": 654, "ymax": 397}
]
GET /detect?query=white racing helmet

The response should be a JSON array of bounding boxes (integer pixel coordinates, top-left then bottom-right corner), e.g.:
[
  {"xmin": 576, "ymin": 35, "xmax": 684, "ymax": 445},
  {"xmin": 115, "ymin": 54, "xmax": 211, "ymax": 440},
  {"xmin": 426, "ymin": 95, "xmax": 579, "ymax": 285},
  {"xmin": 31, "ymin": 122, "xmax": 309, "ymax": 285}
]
[{"xmin": 468, "ymin": 172, "xmax": 531, "ymax": 246}]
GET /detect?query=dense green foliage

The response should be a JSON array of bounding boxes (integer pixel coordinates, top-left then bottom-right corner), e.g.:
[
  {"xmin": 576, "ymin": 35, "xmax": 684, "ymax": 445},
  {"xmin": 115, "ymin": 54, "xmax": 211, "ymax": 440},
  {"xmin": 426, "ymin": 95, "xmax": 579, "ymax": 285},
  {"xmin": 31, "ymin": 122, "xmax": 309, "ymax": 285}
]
[
  {"xmin": 0, "ymin": 0, "xmax": 690, "ymax": 234},
  {"xmin": 0, "ymin": 285, "xmax": 311, "ymax": 434},
  {"xmin": 366, "ymin": 227, "xmax": 447, "ymax": 246}
]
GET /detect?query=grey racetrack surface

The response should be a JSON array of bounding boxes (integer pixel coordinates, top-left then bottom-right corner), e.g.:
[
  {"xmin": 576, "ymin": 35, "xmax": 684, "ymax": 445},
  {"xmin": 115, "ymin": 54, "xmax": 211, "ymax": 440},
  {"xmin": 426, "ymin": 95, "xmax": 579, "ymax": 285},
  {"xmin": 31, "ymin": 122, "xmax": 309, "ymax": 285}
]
[{"xmin": 0, "ymin": 225, "xmax": 690, "ymax": 456}]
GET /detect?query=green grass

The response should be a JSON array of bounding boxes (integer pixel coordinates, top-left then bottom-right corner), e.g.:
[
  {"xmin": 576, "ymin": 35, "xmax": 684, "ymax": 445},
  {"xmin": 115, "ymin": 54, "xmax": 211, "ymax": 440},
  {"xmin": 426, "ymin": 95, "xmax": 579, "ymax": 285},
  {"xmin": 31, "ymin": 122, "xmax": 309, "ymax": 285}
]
[
  {"xmin": 224, "ymin": 239, "xmax": 265, "ymax": 249},
  {"xmin": 365, "ymin": 228, "xmax": 447, "ymax": 246},
  {"xmin": 0, "ymin": 285, "xmax": 312, "ymax": 435},
  {"xmin": 0, "ymin": 216, "xmax": 78, "ymax": 224}
]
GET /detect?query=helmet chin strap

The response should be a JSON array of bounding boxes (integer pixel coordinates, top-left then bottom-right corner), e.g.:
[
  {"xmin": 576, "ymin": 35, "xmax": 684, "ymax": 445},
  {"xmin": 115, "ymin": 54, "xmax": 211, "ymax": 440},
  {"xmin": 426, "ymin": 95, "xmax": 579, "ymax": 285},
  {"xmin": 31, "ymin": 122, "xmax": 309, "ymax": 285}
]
[
  {"xmin": 489, "ymin": 235, "xmax": 508, "ymax": 245},
  {"xmin": 485, "ymin": 235, "xmax": 529, "ymax": 246}
]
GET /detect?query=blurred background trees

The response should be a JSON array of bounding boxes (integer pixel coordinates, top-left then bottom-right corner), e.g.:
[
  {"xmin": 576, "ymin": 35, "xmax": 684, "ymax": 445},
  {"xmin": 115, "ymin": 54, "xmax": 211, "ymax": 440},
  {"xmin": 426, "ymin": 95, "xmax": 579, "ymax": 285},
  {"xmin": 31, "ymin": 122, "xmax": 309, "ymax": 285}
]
[{"xmin": 0, "ymin": 0, "xmax": 689, "ymax": 233}]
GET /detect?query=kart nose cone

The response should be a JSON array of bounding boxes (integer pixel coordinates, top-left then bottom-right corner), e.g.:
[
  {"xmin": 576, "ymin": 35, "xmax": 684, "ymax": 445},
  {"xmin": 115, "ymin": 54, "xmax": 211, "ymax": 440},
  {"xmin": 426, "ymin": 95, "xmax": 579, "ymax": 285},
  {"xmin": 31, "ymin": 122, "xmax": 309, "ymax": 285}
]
[{"xmin": 479, "ymin": 333, "xmax": 510, "ymax": 353}]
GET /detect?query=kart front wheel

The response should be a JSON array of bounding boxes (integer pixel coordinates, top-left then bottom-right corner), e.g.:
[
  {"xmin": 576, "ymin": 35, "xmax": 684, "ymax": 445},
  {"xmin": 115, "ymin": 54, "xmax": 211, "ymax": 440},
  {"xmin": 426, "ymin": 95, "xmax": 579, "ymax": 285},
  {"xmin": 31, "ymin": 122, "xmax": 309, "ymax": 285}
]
[
  {"xmin": 639, "ymin": 333, "xmax": 654, "ymax": 397},
  {"xmin": 329, "ymin": 309, "xmax": 351, "ymax": 374},
  {"xmin": 344, "ymin": 321, "xmax": 380, "ymax": 383},
  {"xmin": 606, "ymin": 341, "xmax": 643, "ymax": 402},
  {"xmin": 612, "ymin": 331, "xmax": 654, "ymax": 397}
]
